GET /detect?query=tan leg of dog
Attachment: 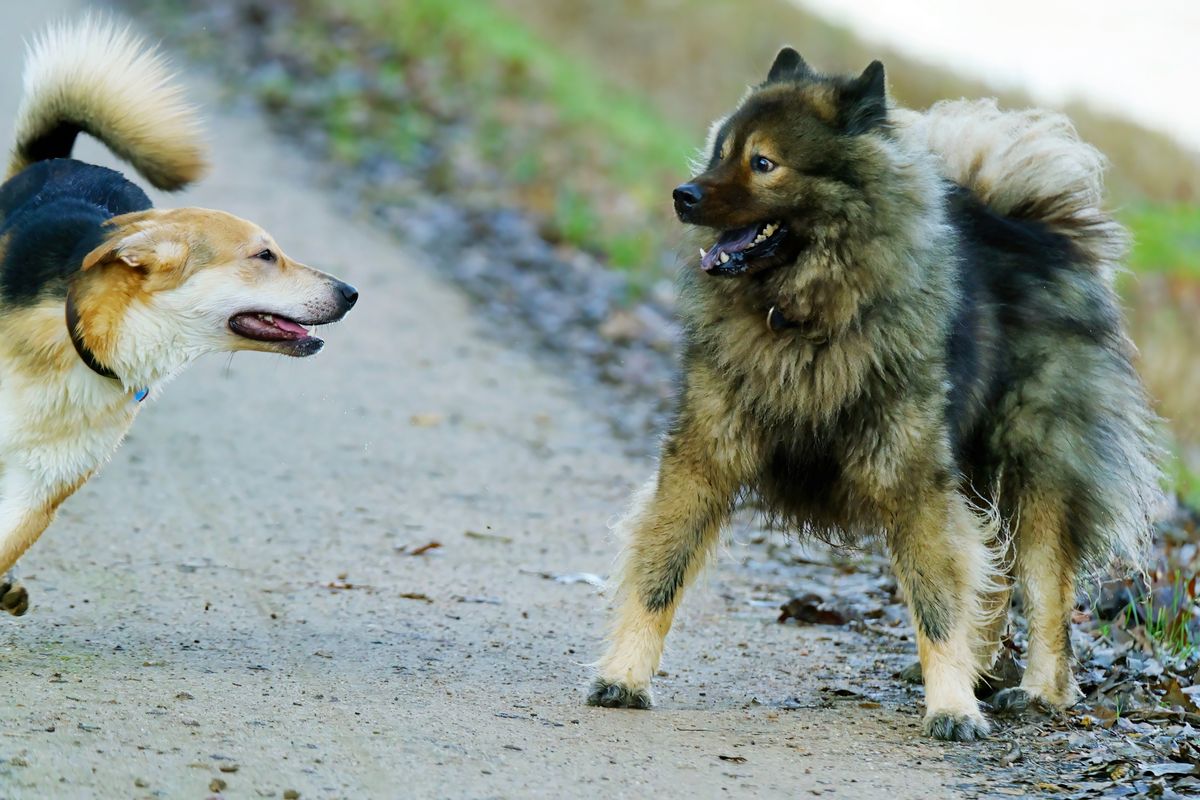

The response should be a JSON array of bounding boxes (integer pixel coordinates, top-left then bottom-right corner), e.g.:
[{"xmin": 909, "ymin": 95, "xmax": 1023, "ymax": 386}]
[
  {"xmin": 890, "ymin": 490, "xmax": 994, "ymax": 740},
  {"xmin": 894, "ymin": 576, "xmax": 1010, "ymax": 688},
  {"xmin": 0, "ymin": 507, "xmax": 52, "ymax": 615},
  {"xmin": 588, "ymin": 377, "xmax": 753, "ymax": 709},
  {"xmin": 994, "ymin": 492, "xmax": 1082, "ymax": 712},
  {"xmin": 0, "ymin": 468, "xmax": 77, "ymax": 616}
]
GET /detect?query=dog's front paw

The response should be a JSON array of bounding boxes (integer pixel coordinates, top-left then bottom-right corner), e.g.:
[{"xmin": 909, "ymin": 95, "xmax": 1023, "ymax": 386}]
[
  {"xmin": 923, "ymin": 711, "xmax": 990, "ymax": 742},
  {"xmin": 0, "ymin": 581, "xmax": 29, "ymax": 616},
  {"xmin": 587, "ymin": 678, "xmax": 652, "ymax": 709}
]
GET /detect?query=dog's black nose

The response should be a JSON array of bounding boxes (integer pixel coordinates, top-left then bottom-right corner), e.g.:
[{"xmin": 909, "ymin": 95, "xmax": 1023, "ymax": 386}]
[
  {"xmin": 673, "ymin": 183, "xmax": 703, "ymax": 213},
  {"xmin": 337, "ymin": 281, "xmax": 359, "ymax": 308}
]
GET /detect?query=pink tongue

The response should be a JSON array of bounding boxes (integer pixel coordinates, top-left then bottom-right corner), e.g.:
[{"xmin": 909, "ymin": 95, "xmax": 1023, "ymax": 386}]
[
  {"xmin": 701, "ymin": 225, "xmax": 760, "ymax": 270},
  {"xmin": 274, "ymin": 317, "xmax": 309, "ymax": 336}
]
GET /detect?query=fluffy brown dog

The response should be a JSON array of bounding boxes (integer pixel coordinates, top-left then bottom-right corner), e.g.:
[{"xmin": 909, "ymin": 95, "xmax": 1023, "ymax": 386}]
[{"xmin": 588, "ymin": 48, "xmax": 1161, "ymax": 741}]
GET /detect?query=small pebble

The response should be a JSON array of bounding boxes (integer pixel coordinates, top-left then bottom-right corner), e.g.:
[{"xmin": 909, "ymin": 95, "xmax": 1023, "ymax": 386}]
[
  {"xmin": 210, "ymin": 778, "xmax": 227, "ymax": 792},
  {"xmin": 283, "ymin": 791, "xmax": 300, "ymax": 799}
]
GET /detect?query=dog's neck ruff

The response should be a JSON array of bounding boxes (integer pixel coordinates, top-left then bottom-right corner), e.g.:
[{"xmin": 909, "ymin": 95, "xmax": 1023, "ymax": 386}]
[{"xmin": 65, "ymin": 288, "xmax": 149, "ymax": 402}]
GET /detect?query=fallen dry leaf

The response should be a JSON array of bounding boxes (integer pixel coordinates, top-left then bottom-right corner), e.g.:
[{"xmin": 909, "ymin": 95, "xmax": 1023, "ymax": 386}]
[
  {"xmin": 397, "ymin": 540, "xmax": 442, "ymax": 556},
  {"xmin": 778, "ymin": 593, "xmax": 853, "ymax": 626}
]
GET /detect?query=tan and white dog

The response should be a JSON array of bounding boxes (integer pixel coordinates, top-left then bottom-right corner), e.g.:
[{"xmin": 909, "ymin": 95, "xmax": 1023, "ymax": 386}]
[{"xmin": 0, "ymin": 19, "xmax": 358, "ymax": 615}]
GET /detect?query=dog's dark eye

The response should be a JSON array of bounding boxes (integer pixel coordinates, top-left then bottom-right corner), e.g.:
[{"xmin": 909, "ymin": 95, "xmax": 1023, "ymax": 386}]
[
  {"xmin": 751, "ymin": 155, "xmax": 777, "ymax": 173},
  {"xmin": 255, "ymin": 249, "xmax": 276, "ymax": 263}
]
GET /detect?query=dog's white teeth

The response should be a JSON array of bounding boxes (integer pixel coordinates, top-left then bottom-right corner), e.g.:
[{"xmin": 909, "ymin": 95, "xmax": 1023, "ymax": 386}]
[
  {"xmin": 700, "ymin": 248, "xmax": 707, "ymax": 259},
  {"xmin": 262, "ymin": 314, "xmax": 274, "ymax": 323},
  {"xmin": 719, "ymin": 252, "xmax": 730, "ymax": 264},
  {"xmin": 764, "ymin": 223, "xmax": 779, "ymax": 236}
]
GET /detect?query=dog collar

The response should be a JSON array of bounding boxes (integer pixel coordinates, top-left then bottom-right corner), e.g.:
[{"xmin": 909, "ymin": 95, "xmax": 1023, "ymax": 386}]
[
  {"xmin": 766, "ymin": 305, "xmax": 800, "ymax": 332},
  {"xmin": 765, "ymin": 305, "xmax": 829, "ymax": 345},
  {"xmin": 65, "ymin": 289, "xmax": 149, "ymax": 402}
]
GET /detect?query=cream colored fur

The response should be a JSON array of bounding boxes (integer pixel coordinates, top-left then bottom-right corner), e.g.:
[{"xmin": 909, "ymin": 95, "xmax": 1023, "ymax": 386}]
[
  {"xmin": 893, "ymin": 99, "xmax": 1128, "ymax": 282},
  {"xmin": 8, "ymin": 16, "xmax": 206, "ymax": 189}
]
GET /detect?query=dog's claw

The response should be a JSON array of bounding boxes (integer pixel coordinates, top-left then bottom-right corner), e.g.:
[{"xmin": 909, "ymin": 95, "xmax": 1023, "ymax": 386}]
[
  {"xmin": 587, "ymin": 679, "xmax": 652, "ymax": 709},
  {"xmin": 0, "ymin": 581, "xmax": 29, "ymax": 616},
  {"xmin": 923, "ymin": 711, "xmax": 989, "ymax": 742}
]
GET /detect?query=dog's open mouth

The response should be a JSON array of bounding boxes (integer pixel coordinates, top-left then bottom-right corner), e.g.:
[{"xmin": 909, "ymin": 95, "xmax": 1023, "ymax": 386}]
[
  {"xmin": 228, "ymin": 312, "xmax": 323, "ymax": 355},
  {"xmin": 700, "ymin": 221, "xmax": 788, "ymax": 276}
]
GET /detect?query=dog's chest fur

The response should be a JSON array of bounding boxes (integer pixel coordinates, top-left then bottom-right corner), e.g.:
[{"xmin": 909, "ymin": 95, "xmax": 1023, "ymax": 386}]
[
  {"xmin": 678, "ymin": 247, "xmax": 961, "ymax": 537},
  {"xmin": 0, "ymin": 328, "xmax": 139, "ymax": 491}
]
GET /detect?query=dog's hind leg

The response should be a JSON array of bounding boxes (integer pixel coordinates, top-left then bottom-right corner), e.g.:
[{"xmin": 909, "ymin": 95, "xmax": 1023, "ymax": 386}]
[
  {"xmin": 890, "ymin": 490, "xmax": 996, "ymax": 741},
  {"xmin": 974, "ymin": 518, "xmax": 1014, "ymax": 679},
  {"xmin": 994, "ymin": 490, "xmax": 1082, "ymax": 712},
  {"xmin": 588, "ymin": 375, "xmax": 754, "ymax": 709}
]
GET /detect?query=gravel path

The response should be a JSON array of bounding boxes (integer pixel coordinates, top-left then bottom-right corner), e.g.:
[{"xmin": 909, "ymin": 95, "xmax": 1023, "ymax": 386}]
[{"xmin": 0, "ymin": 3, "xmax": 966, "ymax": 798}]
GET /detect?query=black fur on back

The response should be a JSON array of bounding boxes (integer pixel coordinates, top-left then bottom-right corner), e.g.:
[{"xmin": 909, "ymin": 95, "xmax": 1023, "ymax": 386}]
[
  {"xmin": 0, "ymin": 159, "xmax": 151, "ymax": 305},
  {"xmin": 942, "ymin": 182, "xmax": 1148, "ymax": 562}
]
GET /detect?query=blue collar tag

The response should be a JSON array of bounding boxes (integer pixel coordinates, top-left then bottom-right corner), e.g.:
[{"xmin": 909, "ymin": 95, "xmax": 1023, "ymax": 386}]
[{"xmin": 133, "ymin": 387, "xmax": 149, "ymax": 403}]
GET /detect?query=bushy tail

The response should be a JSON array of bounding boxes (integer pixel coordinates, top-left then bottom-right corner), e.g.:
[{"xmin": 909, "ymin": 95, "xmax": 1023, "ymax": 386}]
[
  {"xmin": 8, "ymin": 16, "xmax": 206, "ymax": 190},
  {"xmin": 895, "ymin": 99, "xmax": 1128, "ymax": 281}
]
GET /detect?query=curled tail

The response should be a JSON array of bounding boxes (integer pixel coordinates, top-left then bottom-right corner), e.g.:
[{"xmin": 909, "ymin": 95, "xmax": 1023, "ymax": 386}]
[
  {"xmin": 895, "ymin": 99, "xmax": 1128, "ymax": 282},
  {"xmin": 8, "ymin": 17, "xmax": 207, "ymax": 190}
]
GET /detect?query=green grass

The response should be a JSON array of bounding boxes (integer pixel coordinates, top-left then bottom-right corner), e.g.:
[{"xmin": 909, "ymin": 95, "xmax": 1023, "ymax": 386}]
[
  {"xmin": 1126, "ymin": 574, "xmax": 1199, "ymax": 662},
  {"xmin": 368, "ymin": 0, "xmax": 693, "ymax": 170},
  {"xmin": 1171, "ymin": 458, "xmax": 1200, "ymax": 508},
  {"xmin": 329, "ymin": 0, "xmax": 695, "ymax": 269},
  {"xmin": 1124, "ymin": 205, "xmax": 1200, "ymax": 276}
]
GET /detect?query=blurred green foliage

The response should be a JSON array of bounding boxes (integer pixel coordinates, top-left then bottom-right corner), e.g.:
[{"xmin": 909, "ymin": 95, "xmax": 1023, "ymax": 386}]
[
  {"xmin": 335, "ymin": 0, "xmax": 693, "ymax": 267},
  {"xmin": 1126, "ymin": 205, "xmax": 1200, "ymax": 277}
]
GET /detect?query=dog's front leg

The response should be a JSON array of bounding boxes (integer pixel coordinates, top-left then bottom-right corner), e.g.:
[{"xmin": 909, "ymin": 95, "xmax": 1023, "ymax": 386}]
[
  {"xmin": 889, "ymin": 490, "xmax": 994, "ymax": 741},
  {"xmin": 0, "ymin": 466, "xmax": 74, "ymax": 616},
  {"xmin": 588, "ymin": 375, "xmax": 753, "ymax": 709}
]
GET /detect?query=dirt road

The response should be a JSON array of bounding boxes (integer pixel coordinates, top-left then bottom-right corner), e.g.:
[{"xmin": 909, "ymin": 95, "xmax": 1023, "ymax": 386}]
[{"xmin": 0, "ymin": 3, "xmax": 967, "ymax": 798}]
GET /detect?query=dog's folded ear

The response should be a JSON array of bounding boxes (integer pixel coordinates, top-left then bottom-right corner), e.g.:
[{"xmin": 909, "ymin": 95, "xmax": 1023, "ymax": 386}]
[
  {"xmin": 840, "ymin": 60, "xmax": 888, "ymax": 134},
  {"xmin": 80, "ymin": 217, "xmax": 188, "ymax": 273},
  {"xmin": 81, "ymin": 230, "xmax": 155, "ymax": 271},
  {"xmin": 767, "ymin": 47, "xmax": 811, "ymax": 83}
]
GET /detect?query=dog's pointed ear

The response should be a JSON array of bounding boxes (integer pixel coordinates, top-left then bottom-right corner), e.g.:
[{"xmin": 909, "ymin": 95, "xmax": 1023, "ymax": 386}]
[
  {"xmin": 767, "ymin": 47, "xmax": 810, "ymax": 83},
  {"xmin": 80, "ymin": 229, "xmax": 165, "ymax": 271},
  {"xmin": 841, "ymin": 60, "xmax": 888, "ymax": 133}
]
